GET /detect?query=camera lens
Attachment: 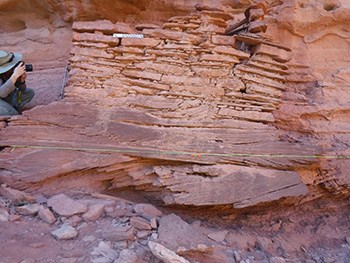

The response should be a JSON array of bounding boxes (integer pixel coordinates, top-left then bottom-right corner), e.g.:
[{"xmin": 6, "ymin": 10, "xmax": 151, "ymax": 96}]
[{"xmin": 25, "ymin": 64, "xmax": 33, "ymax": 72}]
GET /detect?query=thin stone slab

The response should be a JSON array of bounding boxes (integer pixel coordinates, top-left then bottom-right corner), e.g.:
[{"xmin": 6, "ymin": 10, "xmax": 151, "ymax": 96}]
[{"xmin": 48, "ymin": 194, "xmax": 88, "ymax": 217}]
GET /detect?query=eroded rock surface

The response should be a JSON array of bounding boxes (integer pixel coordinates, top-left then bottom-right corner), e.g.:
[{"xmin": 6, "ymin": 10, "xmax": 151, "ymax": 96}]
[
  {"xmin": 0, "ymin": 4, "xmax": 318, "ymax": 208},
  {"xmin": 0, "ymin": 2, "xmax": 350, "ymax": 262},
  {"xmin": 0, "ymin": 0, "xmax": 349, "ymax": 209},
  {"xmin": 268, "ymin": 0, "xmax": 350, "ymax": 195}
]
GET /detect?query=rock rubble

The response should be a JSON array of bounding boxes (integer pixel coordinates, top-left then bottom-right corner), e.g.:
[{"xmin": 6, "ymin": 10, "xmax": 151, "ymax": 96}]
[{"xmin": 0, "ymin": 186, "xmax": 349, "ymax": 262}]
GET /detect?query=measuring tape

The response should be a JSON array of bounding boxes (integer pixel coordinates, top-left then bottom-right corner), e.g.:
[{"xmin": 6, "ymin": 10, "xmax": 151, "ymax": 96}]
[{"xmin": 113, "ymin": 34, "xmax": 144, "ymax": 38}]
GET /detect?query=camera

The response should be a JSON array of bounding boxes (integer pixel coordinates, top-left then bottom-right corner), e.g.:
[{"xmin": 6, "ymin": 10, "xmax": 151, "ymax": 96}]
[
  {"xmin": 25, "ymin": 64, "xmax": 33, "ymax": 72},
  {"xmin": 16, "ymin": 61, "xmax": 33, "ymax": 72}
]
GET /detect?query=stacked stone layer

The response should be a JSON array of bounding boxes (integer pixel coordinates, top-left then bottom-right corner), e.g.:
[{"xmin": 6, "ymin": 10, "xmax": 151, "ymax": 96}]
[{"xmin": 68, "ymin": 15, "xmax": 291, "ymax": 124}]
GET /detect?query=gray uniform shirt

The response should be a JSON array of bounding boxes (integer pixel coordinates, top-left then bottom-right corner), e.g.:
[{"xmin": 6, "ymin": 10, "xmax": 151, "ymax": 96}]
[{"xmin": 0, "ymin": 78, "xmax": 16, "ymax": 98}]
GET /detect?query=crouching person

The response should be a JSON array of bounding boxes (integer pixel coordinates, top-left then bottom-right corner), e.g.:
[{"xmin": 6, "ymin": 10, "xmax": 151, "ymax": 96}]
[{"xmin": 0, "ymin": 50, "xmax": 35, "ymax": 116}]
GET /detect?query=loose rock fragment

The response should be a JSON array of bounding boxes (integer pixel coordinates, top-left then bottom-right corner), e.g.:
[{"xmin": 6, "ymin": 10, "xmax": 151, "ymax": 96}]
[
  {"xmin": 102, "ymin": 225, "xmax": 135, "ymax": 242},
  {"xmin": 0, "ymin": 185, "xmax": 35, "ymax": 203},
  {"xmin": 114, "ymin": 249, "xmax": 138, "ymax": 263},
  {"xmin": 270, "ymin": 256, "xmax": 287, "ymax": 263},
  {"xmin": 130, "ymin": 216, "xmax": 152, "ymax": 230},
  {"xmin": 16, "ymin": 204, "xmax": 41, "ymax": 216},
  {"xmin": 148, "ymin": 241, "xmax": 190, "ymax": 263},
  {"xmin": 51, "ymin": 224, "xmax": 79, "ymax": 240},
  {"xmin": 133, "ymin": 203, "xmax": 163, "ymax": 220},
  {"xmin": 83, "ymin": 204, "xmax": 105, "ymax": 221},
  {"xmin": 0, "ymin": 207, "xmax": 9, "ymax": 222},
  {"xmin": 48, "ymin": 194, "xmax": 88, "ymax": 217},
  {"xmin": 38, "ymin": 207, "xmax": 56, "ymax": 224},
  {"xmin": 207, "ymin": 230, "xmax": 229, "ymax": 243},
  {"xmin": 91, "ymin": 241, "xmax": 118, "ymax": 262}
]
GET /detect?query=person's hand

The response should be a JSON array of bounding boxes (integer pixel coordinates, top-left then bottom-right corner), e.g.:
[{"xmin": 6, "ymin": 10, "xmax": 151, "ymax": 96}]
[
  {"xmin": 19, "ymin": 71, "xmax": 27, "ymax": 83},
  {"xmin": 12, "ymin": 62, "xmax": 26, "ymax": 80},
  {"xmin": 10, "ymin": 62, "xmax": 26, "ymax": 85}
]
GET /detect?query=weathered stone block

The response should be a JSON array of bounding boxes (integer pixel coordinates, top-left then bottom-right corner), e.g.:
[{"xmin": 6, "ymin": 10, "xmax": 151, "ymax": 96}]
[
  {"xmin": 0, "ymin": 185, "xmax": 35, "ymax": 203},
  {"xmin": 148, "ymin": 241, "xmax": 190, "ymax": 263},
  {"xmin": 163, "ymin": 22, "xmax": 200, "ymax": 30},
  {"xmin": 146, "ymin": 49, "xmax": 189, "ymax": 59},
  {"xmin": 16, "ymin": 204, "xmax": 41, "ymax": 216},
  {"xmin": 122, "ymin": 69, "xmax": 162, "ymax": 81},
  {"xmin": 125, "ymin": 78, "xmax": 170, "ymax": 91},
  {"xmin": 72, "ymin": 20, "xmax": 115, "ymax": 33},
  {"xmin": 136, "ymin": 23, "xmax": 160, "ymax": 31},
  {"xmin": 255, "ymin": 44, "xmax": 292, "ymax": 63},
  {"xmin": 160, "ymin": 165, "xmax": 307, "ymax": 207},
  {"xmin": 133, "ymin": 203, "xmax": 163, "ymax": 220},
  {"xmin": 211, "ymin": 35, "xmax": 235, "ymax": 45},
  {"xmin": 235, "ymin": 64, "xmax": 286, "ymax": 81},
  {"xmin": 248, "ymin": 20, "xmax": 267, "ymax": 33},
  {"xmin": 51, "ymin": 224, "xmax": 78, "ymax": 240},
  {"xmin": 82, "ymin": 204, "xmax": 105, "ymax": 221},
  {"xmin": 143, "ymin": 28, "xmax": 204, "ymax": 45},
  {"xmin": 72, "ymin": 32, "xmax": 119, "ymax": 45},
  {"xmin": 71, "ymin": 47, "xmax": 114, "ymax": 59},
  {"xmin": 161, "ymin": 75, "xmax": 210, "ymax": 85},
  {"xmin": 200, "ymin": 54, "xmax": 240, "ymax": 63},
  {"xmin": 48, "ymin": 194, "xmax": 88, "ymax": 217},
  {"xmin": 102, "ymin": 226, "xmax": 135, "ymax": 242},
  {"xmin": 115, "ymin": 22, "xmax": 139, "ymax": 34},
  {"xmin": 191, "ymin": 66, "xmax": 230, "ymax": 77},
  {"xmin": 200, "ymin": 10, "xmax": 233, "ymax": 21},
  {"xmin": 122, "ymin": 38, "xmax": 161, "ymax": 47},
  {"xmin": 130, "ymin": 216, "xmax": 152, "ymax": 230},
  {"xmin": 207, "ymin": 230, "xmax": 229, "ymax": 243},
  {"xmin": 38, "ymin": 208, "xmax": 56, "ymax": 224},
  {"xmin": 112, "ymin": 46, "xmax": 144, "ymax": 54},
  {"xmin": 0, "ymin": 208, "xmax": 9, "ymax": 222},
  {"xmin": 213, "ymin": 45, "xmax": 250, "ymax": 59},
  {"xmin": 134, "ymin": 61, "xmax": 188, "ymax": 76},
  {"xmin": 196, "ymin": 24, "xmax": 225, "ymax": 34},
  {"xmin": 203, "ymin": 16, "xmax": 227, "ymax": 27},
  {"xmin": 158, "ymin": 214, "xmax": 214, "ymax": 251}
]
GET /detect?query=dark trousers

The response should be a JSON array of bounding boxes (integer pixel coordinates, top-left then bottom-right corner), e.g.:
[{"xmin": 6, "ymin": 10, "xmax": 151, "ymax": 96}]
[{"xmin": 0, "ymin": 88, "xmax": 35, "ymax": 116}]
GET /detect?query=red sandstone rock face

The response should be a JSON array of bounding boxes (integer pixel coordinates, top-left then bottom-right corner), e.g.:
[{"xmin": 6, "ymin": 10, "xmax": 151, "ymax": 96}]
[
  {"xmin": 0, "ymin": 0, "xmax": 247, "ymax": 25},
  {"xmin": 268, "ymin": 0, "xmax": 350, "ymax": 193},
  {"xmin": 0, "ymin": 0, "xmax": 349, "ymax": 208}
]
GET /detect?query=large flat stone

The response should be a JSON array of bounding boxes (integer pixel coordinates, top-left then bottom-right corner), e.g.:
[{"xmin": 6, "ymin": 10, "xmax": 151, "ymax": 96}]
[
  {"xmin": 48, "ymin": 194, "xmax": 88, "ymax": 217},
  {"xmin": 156, "ymin": 165, "xmax": 308, "ymax": 207},
  {"xmin": 158, "ymin": 214, "xmax": 214, "ymax": 251}
]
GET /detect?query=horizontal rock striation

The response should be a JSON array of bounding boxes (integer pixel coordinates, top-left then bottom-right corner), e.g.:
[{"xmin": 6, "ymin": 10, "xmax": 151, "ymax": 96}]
[{"xmin": 0, "ymin": 4, "xmax": 326, "ymax": 207}]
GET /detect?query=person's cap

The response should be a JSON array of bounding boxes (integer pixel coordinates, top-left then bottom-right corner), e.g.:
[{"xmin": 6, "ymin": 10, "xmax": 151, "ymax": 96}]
[{"xmin": 0, "ymin": 50, "xmax": 23, "ymax": 74}]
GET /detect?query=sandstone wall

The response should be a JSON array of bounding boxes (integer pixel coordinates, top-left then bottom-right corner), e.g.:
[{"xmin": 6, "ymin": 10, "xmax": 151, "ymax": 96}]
[{"xmin": 0, "ymin": 0, "xmax": 349, "ymax": 208}]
